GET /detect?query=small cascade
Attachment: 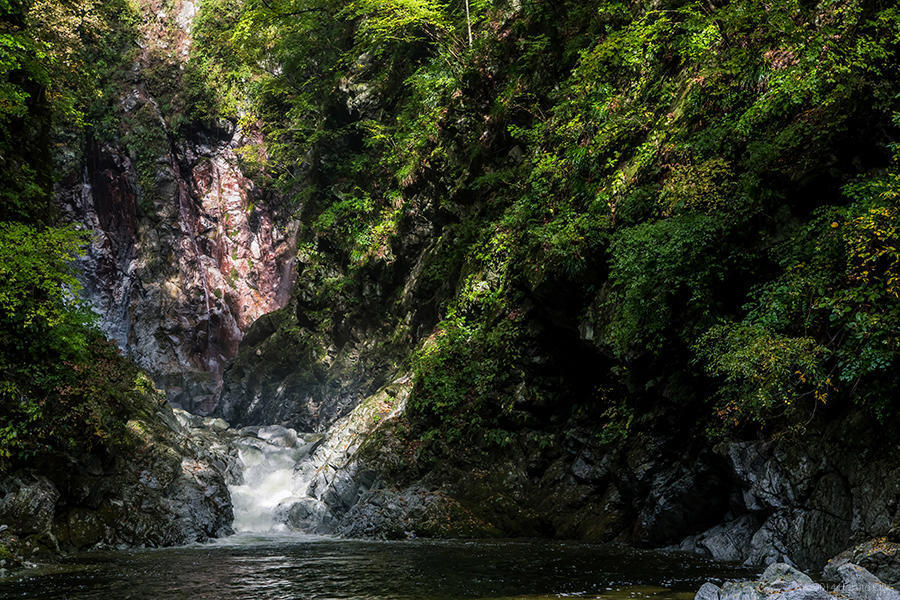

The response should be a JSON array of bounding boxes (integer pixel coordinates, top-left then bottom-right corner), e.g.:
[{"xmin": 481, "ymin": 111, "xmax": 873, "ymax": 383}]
[
  {"xmin": 180, "ymin": 384, "xmax": 406, "ymax": 537},
  {"xmin": 178, "ymin": 408, "xmax": 356, "ymax": 535},
  {"xmin": 227, "ymin": 425, "xmax": 324, "ymax": 533}
]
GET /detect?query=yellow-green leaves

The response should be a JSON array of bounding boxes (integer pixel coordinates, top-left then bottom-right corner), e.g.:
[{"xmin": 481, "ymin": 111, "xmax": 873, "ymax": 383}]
[
  {"xmin": 659, "ymin": 158, "xmax": 735, "ymax": 216},
  {"xmin": 0, "ymin": 223, "xmax": 88, "ymax": 334},
  {"xmin": 845, "ymin": 199, "xmax": 900, "ymax": 300},
  {"xmin": 697, "ymin": 323, "xmax": 831, "ymax": 427},
  {"xmin": 344, "ymin": 0, "xmax": 450, "ymax": 47}
]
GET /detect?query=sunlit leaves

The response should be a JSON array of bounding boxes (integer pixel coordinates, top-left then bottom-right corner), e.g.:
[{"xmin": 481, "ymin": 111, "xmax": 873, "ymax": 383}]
[
  {"xmin": 343, "ymin": 0, "xmax": 450, "ymax": 47},
  {"xmin": 697, "ymin": 323, "xmax": 831, "ymax": 426},
  {"xmin": 0, "ymin": 223, "xmax": 89, "ymax": 345}
]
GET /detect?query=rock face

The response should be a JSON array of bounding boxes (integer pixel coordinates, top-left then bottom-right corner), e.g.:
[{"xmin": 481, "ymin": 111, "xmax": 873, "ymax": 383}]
[
  {"xmin": 226, "ymin": 372, "xmax": 732, "ymax": 543},
  {"xmin": 284, "ymin": 377, "xmax": 436, "ymax": 537},
  {"xmin": 0, "ymin": 476, "xmax": 59, "ymax": 538},
  {"xmin": 191, "ymin": 375, "xmax": 497, "ymax": 538},
  {"xmin": 212, "ymin": 296, "xmax": 386, "ymax": 432},
  {"xmin": 214, "ymin": 213, "xmax": 439, "ymax": 431},
  {"xmin": 679, "ymin": 419, "xmax": 900, "ymax": 569},
  {"xmin": 0, "ymin": 392, "xmax": 233, "ymax": 554},
  {"xmin": 235, "ymin": 364, "xmax": 898, "ymax": 568},
  {"xmin": 57, "ymin": 0, "xmax": 296, "ymax": 415}
]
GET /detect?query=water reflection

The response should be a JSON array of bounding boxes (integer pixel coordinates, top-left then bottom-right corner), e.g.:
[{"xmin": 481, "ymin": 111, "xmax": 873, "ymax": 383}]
[{"xmin": 0, "ymin": 535, "xmax": 751, "ymax": 600}]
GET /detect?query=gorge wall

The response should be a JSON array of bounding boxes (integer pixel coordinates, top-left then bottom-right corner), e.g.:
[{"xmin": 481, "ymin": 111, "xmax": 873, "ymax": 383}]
[{"xmin": 57, "ymin": 0, "xmax": 296, "ymax": 414}]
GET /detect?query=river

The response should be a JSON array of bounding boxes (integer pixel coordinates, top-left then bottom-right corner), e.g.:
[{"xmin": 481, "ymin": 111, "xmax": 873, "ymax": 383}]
[
  {"xmin": 0, "ymin": 534, "xmax": 749, "ymax": 599},
  {"xmin": 0, "ymin": 419, "xmax": 752, "ymax": 599}
]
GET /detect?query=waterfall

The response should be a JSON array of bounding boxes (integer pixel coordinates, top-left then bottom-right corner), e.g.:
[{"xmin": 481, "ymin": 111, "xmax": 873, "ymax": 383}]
[
  {"xmin": 176, "ymin": 408, "xmax": 351, "ymax": 536},
  {"xmin": 227, "ymin": 425, "xmax": 324, "ymax": 533}
]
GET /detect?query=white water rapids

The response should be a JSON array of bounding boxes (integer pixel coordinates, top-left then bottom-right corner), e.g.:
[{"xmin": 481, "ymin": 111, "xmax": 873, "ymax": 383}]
[
  {"xmin": 227, "ymin": 425, "xmax": 323, "ymax": 533},
  {"xmin": 176, "ymin": 397, "xmax": 378, "ymax": 536}
]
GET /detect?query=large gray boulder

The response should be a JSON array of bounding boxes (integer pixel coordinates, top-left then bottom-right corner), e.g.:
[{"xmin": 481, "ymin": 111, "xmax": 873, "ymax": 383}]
[
  {"xmin": 695, "ymin": 563, "xmax": 828, "ymax": 600},
  {"xmin": 825, "ymin": 539, "xmax": 900, "ymax": 587},
  {"xmin": 835, "ymin": 564, "xmax": 900, "ymax": 600},
  {"xmin": 695, "ymin": 562, "xmax": 900, "ymax": 600}
]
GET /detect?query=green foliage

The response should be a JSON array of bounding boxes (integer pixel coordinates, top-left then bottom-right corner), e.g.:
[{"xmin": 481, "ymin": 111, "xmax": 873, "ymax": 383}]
[
  {"xmin": 697, "ymin": 323, "xmax": 831, "ymax": 426},
  {"xmin": 605, "ymin": 213, "xmax": 748, "ymax": 356},
  {"xmin": 408, "ymin": 307, "xmax": 523, "ymax": 446},
  {"xmin": 659, "ymin": 159, "xmax": 735, "ymax": 216},
  {"xmin": 0, "ymin": 0, "xmax": 894, "ymax": 470},
  {"xmin": 0, "ymin": 0, "xmax": 160, "ymax": 469},
  {"xmin": 0, "ymin": 224, "xmax": 156, "ymax": 468},
  {"xmin": 0, "ymin": 335, "xmax": 151, "ymax": 467},
  {"xmin": 698, "ymin": 164, "xmax": 900, "ymax": 425},
  {"xmin": 343, "ymin": 0, "xmax": 450, "ymax": 49},
  {"xmin": 0, "ymin": 0, "xmax": 138, "ymax": 223},
  {"xmin": 144, "ymin": 0, "xmax": 900, "ymax": 444},
  {"xmin": 0, "ymin": 223, "xmax": 90, "ymax": 351}
]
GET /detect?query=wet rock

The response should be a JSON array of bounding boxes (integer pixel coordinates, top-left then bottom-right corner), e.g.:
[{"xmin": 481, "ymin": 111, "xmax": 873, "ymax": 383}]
[
  {"xmin": 685, "ymin": 514, "xmax": 760, "ymax": 563},
  {"xmin": 256, "ymin": 425, "xmax": 298, "ymax": 448},
  {"xmin": 634, "ymin": 455, "xmax": 730, "ymax": 545},
  {"xmin": 835, "ymin": 564, "xmax": 900, "ymax": 600},
  {"xmin": 0, "ymin": 476, "xmax": 59, "ymax": 536},
  {"xmin": 206, "ymin": 418, "xmax": 230, "ymax": 432},
  {"xmin": 697, "ymin": 563, "xmax": 830, "ymax": 600},
  {"xmin": 338, "ymin": 486, "xmax": 501, "ymax": 540},
  {"xmin": 825, "ymin": 539, "xmax": 900, "ymax": 587},
  {"xmin": 276, "ymin": 498, "xmax": 336, "ymax": 534}
]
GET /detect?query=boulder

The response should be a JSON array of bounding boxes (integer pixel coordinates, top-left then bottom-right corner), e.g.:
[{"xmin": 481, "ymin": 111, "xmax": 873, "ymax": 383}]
[
  {"xmin": 276, "ymin": 498, "xmax": 336, "ymax": 534},
  {"xmin": 0, "ymin": 476, "xmax": 59, "ymax": 535},
  {"xmin": 835, "ymin": 563, "xmax": 900, "ymax": 600},
  {"xmin": 696, "ymin": 563, "xmax": 827, "ymax": 600},
  {"xmin": 696, "ymin": 582, "xmax": 722, "ymax": 600},
  {"xmin": 695, "ymin": 562, "xmax": 900, "ymax": 600},
  {"xmin": 825, "ymin": 539, "xmax": 900, "ymax": 587},
  {"xmin": 685, "ymin": 514, "xmax": 760, "ymax": 563}
]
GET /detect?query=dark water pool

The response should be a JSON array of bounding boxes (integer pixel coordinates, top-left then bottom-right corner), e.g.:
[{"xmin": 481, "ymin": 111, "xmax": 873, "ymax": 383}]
[{"xmin": 0, "ymin": 534, "xmax": 752, "ymax": 600}]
